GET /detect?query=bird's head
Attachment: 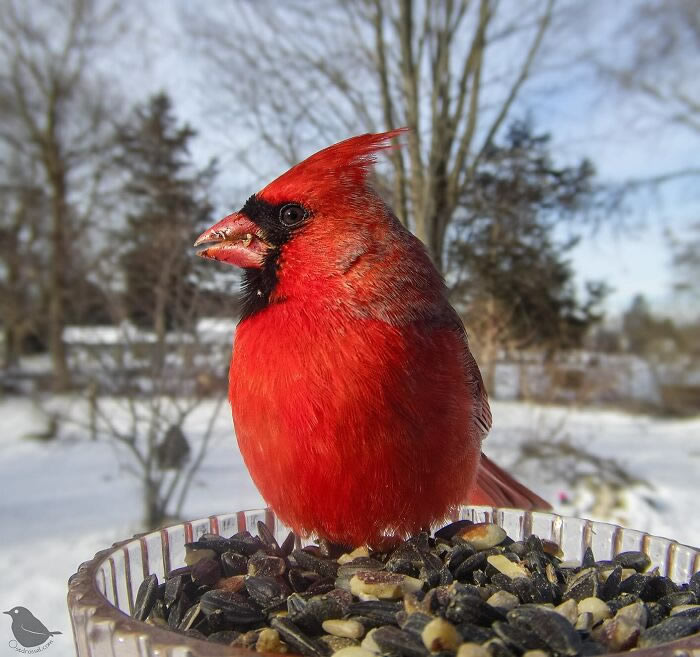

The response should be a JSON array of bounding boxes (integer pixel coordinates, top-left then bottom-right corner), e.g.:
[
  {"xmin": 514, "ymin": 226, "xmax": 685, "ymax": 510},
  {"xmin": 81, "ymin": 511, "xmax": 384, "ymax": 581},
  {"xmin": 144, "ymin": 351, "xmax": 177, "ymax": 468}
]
[
  {"xmin": 4, "ymin": 607, "xmax": 28, "ymax": 616},
  {"xmin": 195, "ymin": 129, "xmax": 420, "ymax": 320}
]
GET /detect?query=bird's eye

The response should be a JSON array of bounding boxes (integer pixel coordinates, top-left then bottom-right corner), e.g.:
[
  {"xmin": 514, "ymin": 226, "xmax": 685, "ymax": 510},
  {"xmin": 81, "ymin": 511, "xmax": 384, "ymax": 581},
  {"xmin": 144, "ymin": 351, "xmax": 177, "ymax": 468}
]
[{"xmin": 279, "ymin": 204, "xmax": 306, "ymax": 226}]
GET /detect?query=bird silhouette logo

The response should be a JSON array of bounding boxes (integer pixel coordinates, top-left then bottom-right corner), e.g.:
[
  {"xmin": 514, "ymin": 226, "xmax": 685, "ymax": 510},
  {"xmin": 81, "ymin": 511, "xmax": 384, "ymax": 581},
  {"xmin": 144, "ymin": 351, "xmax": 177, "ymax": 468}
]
[{"xmin": 4, "ymin": 607, "xmax": 61, "ymax": 648}]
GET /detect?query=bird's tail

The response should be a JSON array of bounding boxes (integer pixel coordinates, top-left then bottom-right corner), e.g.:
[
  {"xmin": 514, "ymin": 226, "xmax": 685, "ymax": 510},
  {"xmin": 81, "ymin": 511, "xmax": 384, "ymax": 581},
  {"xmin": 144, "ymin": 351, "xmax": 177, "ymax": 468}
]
[{"xmin": 469, "ymin": 453, "xmax": 550, "ymax": 510}]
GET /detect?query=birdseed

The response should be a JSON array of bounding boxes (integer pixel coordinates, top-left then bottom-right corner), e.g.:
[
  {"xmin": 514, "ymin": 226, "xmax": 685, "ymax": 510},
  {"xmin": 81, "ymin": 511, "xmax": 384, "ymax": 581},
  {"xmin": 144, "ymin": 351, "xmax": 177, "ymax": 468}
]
[{"xmin": 132, "ymin": 520, "xmax": 700, "ymax": 656}]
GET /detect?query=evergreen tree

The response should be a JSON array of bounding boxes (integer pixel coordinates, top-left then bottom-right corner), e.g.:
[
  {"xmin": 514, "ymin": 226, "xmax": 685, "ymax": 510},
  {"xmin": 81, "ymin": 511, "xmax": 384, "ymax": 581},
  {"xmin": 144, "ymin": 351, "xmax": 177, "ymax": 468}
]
[
  {"xmin": 449, "ymin": 121, "xmax": 607, "ymax": 384},
  {"xmin": 670, "ymin": 221, "xmax": 700, "ymax": 305},
  {"xmin": 622, "ymin": 294, "xmax": 678, "ymax": 356},
  {"xmin": 115, "ymin": 93, "xmax": 217, "ymax": 338}
]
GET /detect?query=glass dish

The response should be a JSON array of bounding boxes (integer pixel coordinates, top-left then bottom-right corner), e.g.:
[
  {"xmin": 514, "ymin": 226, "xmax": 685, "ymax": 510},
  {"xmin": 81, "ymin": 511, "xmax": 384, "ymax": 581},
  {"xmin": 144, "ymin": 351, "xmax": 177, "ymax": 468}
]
[{"xmin": 68, "ymin": 507, "xmax": 700, "ymax": 657}]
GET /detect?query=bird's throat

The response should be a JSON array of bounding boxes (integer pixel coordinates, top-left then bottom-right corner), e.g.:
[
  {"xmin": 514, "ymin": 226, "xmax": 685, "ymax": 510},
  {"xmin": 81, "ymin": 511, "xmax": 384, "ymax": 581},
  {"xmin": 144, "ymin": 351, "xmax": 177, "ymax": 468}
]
[{"xmin": 239, "ymin": 250, "xmax": 281, "ymax": 321}]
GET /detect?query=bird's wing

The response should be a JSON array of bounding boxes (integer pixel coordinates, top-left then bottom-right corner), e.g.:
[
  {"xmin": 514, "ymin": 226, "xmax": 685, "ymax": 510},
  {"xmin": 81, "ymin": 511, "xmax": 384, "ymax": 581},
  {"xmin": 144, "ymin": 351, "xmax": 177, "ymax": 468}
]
[
  {"xmin": 435, "ymin": 301, "xmax": 549, "ymax": 510},
  {"xmin": 464, "ymin": 347, "xmax": 493, "ymax": 438},
  {"xmin": 438, "ymin": 304, "xmax": 492, "ymax": 440},
  {"xmin": 19, "ymin": 621, "xmax": 49, "ymax": 637}
]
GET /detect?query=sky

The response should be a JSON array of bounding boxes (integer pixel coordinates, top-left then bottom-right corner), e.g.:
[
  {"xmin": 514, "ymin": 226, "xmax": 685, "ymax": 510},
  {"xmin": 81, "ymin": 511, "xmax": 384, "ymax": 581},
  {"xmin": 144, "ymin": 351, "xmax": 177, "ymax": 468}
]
[
  {"xmin": 537, "ymin": 64, "xmax": 699, "ymax": 317},
  {"xmin": 544, "ymin": 108, "xmax": 697, "ymax": 317},
  {"xmin": 128, "ymin": 0, "xmax": 698, "ymax": 320}
]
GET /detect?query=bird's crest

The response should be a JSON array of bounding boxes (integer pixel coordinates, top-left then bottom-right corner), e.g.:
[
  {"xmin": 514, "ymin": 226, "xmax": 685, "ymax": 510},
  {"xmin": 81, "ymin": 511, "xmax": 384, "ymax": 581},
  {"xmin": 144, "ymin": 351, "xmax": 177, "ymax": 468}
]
[{"xmin": 259, "ymin": 129, "xmax": 407, "ymax": 204}]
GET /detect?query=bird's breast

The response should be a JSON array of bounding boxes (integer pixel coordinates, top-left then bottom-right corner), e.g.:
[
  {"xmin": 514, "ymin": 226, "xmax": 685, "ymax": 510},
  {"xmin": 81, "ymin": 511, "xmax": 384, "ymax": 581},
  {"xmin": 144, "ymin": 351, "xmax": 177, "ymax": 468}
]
[{"xmin": 228, "ymin": 301, "xmax": 480, "ymax": 543}]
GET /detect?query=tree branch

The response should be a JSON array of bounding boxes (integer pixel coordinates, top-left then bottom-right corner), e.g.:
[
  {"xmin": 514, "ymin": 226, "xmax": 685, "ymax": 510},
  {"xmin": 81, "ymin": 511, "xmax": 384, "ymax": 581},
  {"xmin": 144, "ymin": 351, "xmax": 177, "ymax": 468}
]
[
  {"xmin": 372, "ymin": 0, "xmax": 409, "ymax": 226},
  {"xmin": 470, "ymin": 0, "xmax": 554, "ymax": 174}
]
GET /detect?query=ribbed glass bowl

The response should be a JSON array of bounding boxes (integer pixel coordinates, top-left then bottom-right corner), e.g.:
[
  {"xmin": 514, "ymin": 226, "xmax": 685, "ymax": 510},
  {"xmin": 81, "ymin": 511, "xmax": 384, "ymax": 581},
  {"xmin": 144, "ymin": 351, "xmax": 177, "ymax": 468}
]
[{"xmin": 68, "ymin": 507, "xmax": 700, "ymax": 657}]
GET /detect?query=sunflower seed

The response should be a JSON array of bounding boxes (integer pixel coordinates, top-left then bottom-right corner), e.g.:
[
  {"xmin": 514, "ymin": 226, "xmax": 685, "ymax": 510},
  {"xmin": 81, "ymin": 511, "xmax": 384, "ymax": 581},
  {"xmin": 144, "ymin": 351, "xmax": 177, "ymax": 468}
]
[
  {"xmin": 215, "ymin": 574, "xmax": 246, "ymax": 593},
  {"xmin": 199, "ymin": 589, "xmax": 265, "ymax": 627},
  {"xmin": 600, "ymin": 565, "xmax": 622, "ymax": 600},
  {"xmin": 553, "ymin": 598, "xmax": 579, "ymax": 625},
  {"xmin": 184, "ymin": 546, "xmax": 218, "ymax": 566},
  {"xmin": 637, "ymin": 614, "xmax": 700, "ymax": 648},
  {"xmin": 293, "ymin": 549, "xmax": 339, "ymax": 579},
  {"xmin": 487, "ymin": 555, "xmax": 530, "ymax": 580},
  {"xmin": 593, "ymin": 601, "xmax": 647, "ymax": 652},
  {"xmin": 249, "ymin": 553, "xmax": 287, "ymax": 577},
  {"xmin": 208, "ymin": 629, "xmax": 240, "ymax": 645},
  {"xmin": 245, "ymin": 575, "xmax": 287, "ymax": 607},
  {"xmin": 322, "ymin": 619, "xmax": 365, "ymax": 639},
  {"xmin": 563, "ymin": 568, "xmax": 599, "ymax": 602},
  {"xmin": 167, "ymin": 591, "xmax": 191, "ymax": 629},
  {"xmin": 163, "ymin": 574, "xmax": 184, "ymax": 608},
  {"xmin": 670, "ymin": 604, "xmax": 700, "ymax": 618},
  {"xmin": 350, "ymin": 571, "xmax": 423, "ymax": 599},
  {"xmin": 271, "ymin": 616, "xmax": 329, "ymax": 657},
  {"xmin": 483, "ymin": 637, "xmax": 518, "ymax": 657},
  {"xmin": 134, "ymin": 573, "xmax": 159, "ymax": 621},
  {"xmin": 455, "ymin": 552, "xmax": 488, "ymax": 581},
  {"xmin": 613, "ymin": 551, "xmax": 651, "ymax": 573},
  {"xmin": 422, "ymin": 617, "xmax": 461, "ymax": 652},
  {"xmin": 338, "ymin": 558, "xmax": 386, "ymax": 579},
  {"xmin": 659, "ymin": 591, "xmax": 696, "ymax": 610},
  {"xmin": 256, "ymin": 627, "xmax": 286, "ymax": 652},
  {"xmin": 492, "ymin": 620, "xmax": 550, "ymax": 652},
  {"xmin": 456, "ymin": 642, "xmax": 491, "ymax": 657},
  {"xmin": 435, "ymin": 520, "xmax": 475, "ymax": 540},
  {"xmin": 338, "ymin": 547, "xmax": 371, "ymax": 565},
  {"xmin": 332, "ymin": 647, "xmax": 375, "ymax": 657},
  {"xmin": 320, "ymin": 636, "xmax": 359, "ymax": 653},
  {"xmin": 456, "ymin": 524, "xmax": 508, "ymax": 551},
  {"xmin": 577, "ymin": 597, "xmax": 612, "ymax": 625},
  {"xmin": 446, "ymin": 588, "xmax": 505, "ymax": 626},
  {"xmin": 486, "ymin": 591, "xmax": 520, "ymax": 613},
  {"xmin": 228, "ymin": 530, "xmax": 264, "ymax": 554},
  {"xmin": 507, "ymin": 605, "xmax": 582, "ymax": 656},
  {"xmin": 372, "ymin": 625, "xmax": 429, "ymax": 657},
  {"xmin": 191, "ymin": 557, "xmax": 221, "ymax": 587}
]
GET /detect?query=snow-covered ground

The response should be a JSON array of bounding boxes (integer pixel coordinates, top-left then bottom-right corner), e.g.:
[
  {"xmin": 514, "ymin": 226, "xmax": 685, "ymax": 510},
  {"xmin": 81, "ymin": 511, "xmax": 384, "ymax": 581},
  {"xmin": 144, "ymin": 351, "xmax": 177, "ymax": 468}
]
[{"xmin": 0, "ymin": 396, "xmax": 698, "ymax": 657}]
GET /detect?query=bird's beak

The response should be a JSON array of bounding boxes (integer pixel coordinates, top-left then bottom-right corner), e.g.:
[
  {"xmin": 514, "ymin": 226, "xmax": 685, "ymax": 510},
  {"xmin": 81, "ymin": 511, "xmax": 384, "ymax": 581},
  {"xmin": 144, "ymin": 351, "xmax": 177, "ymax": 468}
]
[
  {"xmin": 194, "ymin": 213, "xmax": 270, "ymax": 269},
  {"xmin": 3, "ymin": 611, "xmax": 10, "ymax": 615}
]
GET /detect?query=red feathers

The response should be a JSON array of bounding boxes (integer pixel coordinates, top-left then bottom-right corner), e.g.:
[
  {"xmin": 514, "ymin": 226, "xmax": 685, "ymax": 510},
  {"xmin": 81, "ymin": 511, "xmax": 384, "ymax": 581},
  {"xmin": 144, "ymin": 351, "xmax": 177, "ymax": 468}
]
[
  {"xmin": 259, "ymin": 129, "xmax": 407, "ymax": 206},
  {"xmin": 230, "ymin": 309, "xmax": 483, "ymax": 546},
  {"xmin": 196, "ymin": 130, "xmax": 549, "ymax": 547}
]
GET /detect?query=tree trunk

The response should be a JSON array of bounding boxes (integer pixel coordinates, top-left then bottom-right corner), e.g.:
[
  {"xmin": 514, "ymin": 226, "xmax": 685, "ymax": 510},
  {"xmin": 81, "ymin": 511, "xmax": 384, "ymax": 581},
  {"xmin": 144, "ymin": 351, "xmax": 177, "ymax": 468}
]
[
  {"xmin": 143, "ymin": 479, "xmax": 165, "ymax": 529},
  {"xmin": 47, "ymin": 165, "xmax": 70, "ymax": 391},
  {"xmin": 43, "ymin": 93, "xmax": 71, "ymax": 391},
  {"xmin": 4, "ymin": 200, "xmax": 27, "ymax": 368},
  {"xmin": 3, "ymin": 326, "xmax": 19, "ymax": 368},
  {"xmin": 152, "ymin": 258, "xmax": 172, "ymax": 376}
]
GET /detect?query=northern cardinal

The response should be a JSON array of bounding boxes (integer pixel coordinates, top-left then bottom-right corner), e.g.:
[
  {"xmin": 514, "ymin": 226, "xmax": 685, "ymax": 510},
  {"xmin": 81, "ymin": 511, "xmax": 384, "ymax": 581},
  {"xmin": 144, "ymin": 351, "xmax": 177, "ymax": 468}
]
[{"xmin": 195, "ymin": 130, "xmax": 549, "ymax": 547}]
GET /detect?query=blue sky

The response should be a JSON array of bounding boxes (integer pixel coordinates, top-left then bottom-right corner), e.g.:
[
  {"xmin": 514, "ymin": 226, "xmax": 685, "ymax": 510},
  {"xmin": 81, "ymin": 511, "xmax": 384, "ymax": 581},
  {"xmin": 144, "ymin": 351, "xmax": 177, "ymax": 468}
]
[{"xmin": 541, "ymin": 79, "xmax": 698, "ymax": 317}]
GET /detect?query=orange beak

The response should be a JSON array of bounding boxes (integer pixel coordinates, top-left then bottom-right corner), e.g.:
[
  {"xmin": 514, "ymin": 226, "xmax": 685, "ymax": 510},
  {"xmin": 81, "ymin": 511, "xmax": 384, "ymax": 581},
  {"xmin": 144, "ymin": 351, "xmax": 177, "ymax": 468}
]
[{"xmin": 194, "ymin": 213, "xmax": 271, "ymax": 269}]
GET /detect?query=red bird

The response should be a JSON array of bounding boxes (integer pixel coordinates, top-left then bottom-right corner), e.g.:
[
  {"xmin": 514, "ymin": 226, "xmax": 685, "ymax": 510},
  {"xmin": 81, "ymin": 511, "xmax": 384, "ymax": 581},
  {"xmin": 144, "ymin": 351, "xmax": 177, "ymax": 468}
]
[{"xmin": 195, "ymin": 131, "xmax": 548, "ymax": 547}]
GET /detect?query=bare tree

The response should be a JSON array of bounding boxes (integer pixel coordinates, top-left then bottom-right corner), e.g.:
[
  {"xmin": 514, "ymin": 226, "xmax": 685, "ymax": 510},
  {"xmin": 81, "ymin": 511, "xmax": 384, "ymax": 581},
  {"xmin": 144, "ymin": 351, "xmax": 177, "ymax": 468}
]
[
  {"xmin": 590, "ymin": 0, "xmax": 700, "ymax": 187},
  {"xmin": 0, "ymin": 156, "xmax": 47, "ymax": 368},
  {"xmin": 186, "ymin": 0, "xmax": 560, "ymax": 273},
  {"xmin": 0, "ymin": 0, "xmax": 126, "ymax": 389},
  {"xmin": 62, "ymin": 325, "xmax": 231, "ymax": 529},
  {"xmin": 58, "ymin": 92, "xmax": 233, "ymax": 529},
  {"xmin": 669, "ymin": 221, "xmax": 700, "ymax": 304}
]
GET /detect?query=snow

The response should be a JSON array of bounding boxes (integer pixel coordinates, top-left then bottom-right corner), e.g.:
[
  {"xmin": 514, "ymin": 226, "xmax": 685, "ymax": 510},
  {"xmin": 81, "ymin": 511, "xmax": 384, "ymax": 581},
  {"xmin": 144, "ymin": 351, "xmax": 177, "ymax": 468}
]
[
  {"xmin": 62, "ymin": 318, "xmax": 237, "ymax": 345},
  {"xmin": 0, "ymin": 396, "xmax": 698, "ymax": 657}
]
